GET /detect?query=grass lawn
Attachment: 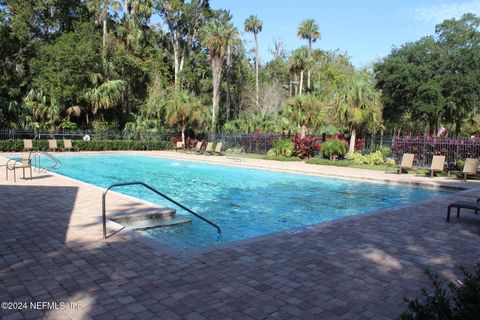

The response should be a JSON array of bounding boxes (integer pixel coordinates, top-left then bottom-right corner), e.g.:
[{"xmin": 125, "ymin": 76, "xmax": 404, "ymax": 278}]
[
  {"xmin": 225, "ymin": 152, "xmax": 301, "ymax": 161},
  {"xmin": 225, "ymin": 153, "xmax": 473, "ymax": 179}
]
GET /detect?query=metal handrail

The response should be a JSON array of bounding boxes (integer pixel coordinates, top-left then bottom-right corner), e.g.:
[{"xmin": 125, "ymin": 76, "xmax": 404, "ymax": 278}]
[
  {"xmin": 102, "ymin": 182, "xmax": 222, "ymax": 240},
  {"xmin": 34, "ymin": 151, "xmax": 61, "ymax": 171}
]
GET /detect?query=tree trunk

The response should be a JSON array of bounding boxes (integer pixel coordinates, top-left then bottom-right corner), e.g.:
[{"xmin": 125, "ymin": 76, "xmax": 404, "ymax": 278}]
[
  {"xmin": 289, "ymin": 80, "xmax": 292, "ymax": 98},
  {"xmin": 349, "ymin": 127, "xmax": 356, "ymax": 154},
  {"xmin": 254, "ymin": 33, "xmax": 259, "ymax": 108},
  {"xmin": 102, "ymin": 18, "xmax": 107, "ymax": 57},
  {"xmin": 173, "ymin": 41, "xmax": 180, "ymax": 87},
  {"xmin": 179, "ymin": 50, "xmax": 185, "ymax": 79},
  {"xmin": 307, "ymin": 39, "xmax": 311, "ymax": 91},
  {"xmin": 301, "ymin": 125, "xmax": 306, "ymax": 139},
  {"xmin": 455, "ymin": 119, "xmax": 461, "ymax": 136},
  {"xmin": 226, "ymin": 44, "xmax": 232, "ymax": 121},
  {"xmin": 294, "ymin": 74, "xmax": 298, "ymax": 95},
  {"xmin": 299, "ymin": 70, "xmax": 304, "ymax": 95},
  {"xmin": 181, "ymin": 126, "xmax": 186, "ymax": 146},
  {"xmin": 211, "ymin": 57, "xmax": 223, "ymax": 133}
]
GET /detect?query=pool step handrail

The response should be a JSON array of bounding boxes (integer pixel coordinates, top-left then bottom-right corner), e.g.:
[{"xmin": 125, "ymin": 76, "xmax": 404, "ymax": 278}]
[
  {"xmin": 102, "ymin": 182, "xmax": 222, "ymax": 240},
  {"xmin": 34, "ymin": 151, "xmax": 61, "ymax": 172}
]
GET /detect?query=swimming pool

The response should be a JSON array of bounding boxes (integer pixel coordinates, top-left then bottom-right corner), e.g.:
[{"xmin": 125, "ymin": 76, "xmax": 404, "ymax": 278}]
[{"xmin": 50, "ymin": 154, "xmax": 452, "ymax": 249}]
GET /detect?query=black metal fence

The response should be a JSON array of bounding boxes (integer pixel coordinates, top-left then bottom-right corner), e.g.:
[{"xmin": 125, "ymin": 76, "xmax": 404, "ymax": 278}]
[
  {"xmin": 365, "ymin": 135, "xmax": 480, "ymax": 167},
  {"xmin": 216, "ymin": 133, "xmax": 290, "ymax": 155},
  {"xmin": 3, "ymin": 129, "xmax": 480, "ymax": 164},
  {"xmin": 389, "ymin": 136, "xmax": 480, "ymax": 168}
]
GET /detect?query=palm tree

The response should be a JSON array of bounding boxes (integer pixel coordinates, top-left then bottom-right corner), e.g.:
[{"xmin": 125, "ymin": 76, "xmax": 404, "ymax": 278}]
[
  {"xmin": 84, "ymin": 79, "xmax": 126, "ymax": 123},
  {"xmin": 244, "ymin": 15, "xmax": 263, "ymax": 108},
  {"xmin": 289, "ymin": 47, "xmax": 309, "ymax": 95},
  {"xmin": 297, "ymin": 19, "xmax": 320, "ymax": 91},
  {"xmin": 164, "ymin": 89, "xmax": 207, "ymax": 146},
  {"xmin": 199, "ymin": 18, "xmax": 232, "ymax": 132},
  {"xmin": 87, "ymin": 0, "xmax": 122, "ymax": 57},
  {"xmin": 333, "ymin": 70, "xmax": 383, "ymax": 153},
  {"xmin": 216, "ymin": 10, "xmax": 239, "ymax": 121},
  {"xmin": 284, "ymin": 94, "xmax": 323, "ymax": 138}
]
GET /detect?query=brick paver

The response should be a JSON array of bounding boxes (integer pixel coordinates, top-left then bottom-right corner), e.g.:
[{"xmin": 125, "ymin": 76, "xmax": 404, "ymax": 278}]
[{"xmin": 1, "ymin": 152, "xmax": 479, "ymax": 320}]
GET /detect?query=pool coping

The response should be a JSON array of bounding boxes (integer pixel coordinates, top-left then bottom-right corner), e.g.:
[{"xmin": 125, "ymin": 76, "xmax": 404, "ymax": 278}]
[{"xmin": 2, "ymin": 151, "xmax": 479, "ymax": 256}]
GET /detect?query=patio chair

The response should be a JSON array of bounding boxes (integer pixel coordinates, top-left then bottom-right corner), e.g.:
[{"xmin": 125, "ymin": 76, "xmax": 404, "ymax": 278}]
[
  {"xmin": 447, "ymin": 198, "xmax": 480, "ymax": 222},
  {"xmin": 462, "ymin": 158, "xmax": 479, "ymax": 181},
  {"xmin": 416, "ymin": 155, "xmax": 445, "ymax": 177},
  {"xmin": 185, "ymin": 141, "xmax": 203, "ymax": 153},
  {"xmin": 48, "ymin": 139, "xmax": 58, "ymax": 152},
  {"xmin": 385, "ymin": 153, "xmax": 415, "ymax": 174},
  {"xmin": 174, "ymin": 141, "xmax": 184, "ymax": 151},
  {"xmin": 23, "ymin": 139, "xmax": 34, "ymax": 152},
  {"xmin": 209, "ymin": 142, "xmax": 224, "ymax": 156},
  {"xmin": 6, "ymin": 152, "xmax": 33, "ymax": 182},
  {"xmin": 62, "ymin": 139, "xmax": 79, "ymax": 152},
  {"xmin": 199, "ymin": 142, "xmax": 213, "ymax": 154}
]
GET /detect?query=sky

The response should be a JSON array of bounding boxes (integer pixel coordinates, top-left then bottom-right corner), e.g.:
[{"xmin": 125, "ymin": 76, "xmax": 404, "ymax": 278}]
[{"xmin": 208, "ymin": 0, "xmax": 480, "ymax": 67}]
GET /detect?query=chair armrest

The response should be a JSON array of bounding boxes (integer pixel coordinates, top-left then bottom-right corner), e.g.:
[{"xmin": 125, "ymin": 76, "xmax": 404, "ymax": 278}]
[{"xmin": 6, "ymin": 159, "xmax": 18, "ymax": 169}]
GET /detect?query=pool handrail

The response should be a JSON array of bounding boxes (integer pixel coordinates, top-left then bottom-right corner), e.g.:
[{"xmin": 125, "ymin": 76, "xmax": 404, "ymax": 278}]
[
  {"xmin": 34, "ymin": 151, "xmax": 61, "ymax": 172},
  {"xmin": 102, "ymin": 181, "xmax": 222, "ymax": 240}
]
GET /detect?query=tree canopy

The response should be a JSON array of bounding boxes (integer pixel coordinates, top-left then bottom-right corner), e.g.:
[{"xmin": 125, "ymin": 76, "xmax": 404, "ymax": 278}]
[
  {"xmin": 1, "ymin": 1, "xmax": 478, "ymax": 140},
  {"xmin": 374, "ymin": 13, "xmax": 480, "ymax": 136}
]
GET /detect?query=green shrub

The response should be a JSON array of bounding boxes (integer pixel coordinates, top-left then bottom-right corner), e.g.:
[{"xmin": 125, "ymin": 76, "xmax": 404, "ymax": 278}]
[
  {"xmin": 380, "ymin": 146, "xmax": 391, "ymax": 158},
  {"xmin": 0, "ymin": 139, "xmax": 172, "ymax": 152},
  {"xmin": 72, "ymin": 140, "xmax": 172, "ymax": 151},
  {"xmin": 456, "ymin": 159, "xmax": 465, "ymax": 171},
  {"xmin": 400, "ymin": 263, "xmax": 480, "ymax": 320},
  {"xmin": 267, "ymin": 138, "xmax": 294, "ymax": 157},
  {"xmin": 347, "ymin": 149, "xmax": 390, "ymax": 165},
  {"xmin": 321, "ymin": 139, "xmax": 348, "ymax": 161}
]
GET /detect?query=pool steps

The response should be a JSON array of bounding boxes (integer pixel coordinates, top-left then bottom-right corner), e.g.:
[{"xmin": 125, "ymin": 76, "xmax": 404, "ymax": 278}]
[
  {"xmin": 110, "ymin": 207, "xmax": 192, "ymax": 230},
  {"xmin": 103, "ymin": 182, "xmax": 222, "ymax": 240}
]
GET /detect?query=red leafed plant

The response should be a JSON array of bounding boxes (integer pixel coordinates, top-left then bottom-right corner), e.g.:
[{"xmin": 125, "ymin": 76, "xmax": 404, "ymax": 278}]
[{"xmin": 292, "ymin": 134, "xmax": 320, "ymax": 159}]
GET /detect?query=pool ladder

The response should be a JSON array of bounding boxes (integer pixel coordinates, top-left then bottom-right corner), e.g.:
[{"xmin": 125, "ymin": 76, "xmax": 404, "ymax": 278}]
[
  {"xmin": 33, "ymin": 151, "xmax": 61, "ymax": 172},
  {"xmin": 102, "ymin": 182, "xmax": 222, "ymax": 240}
]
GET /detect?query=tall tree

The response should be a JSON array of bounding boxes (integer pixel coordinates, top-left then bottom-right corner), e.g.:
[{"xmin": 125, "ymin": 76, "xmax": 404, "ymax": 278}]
[
  {"xmin": 87, "ymin": 0, "xmax": 122, "ymax": 57},
  {"xmin": 199, "ymin": 17, "xmax": 232, "ymax": 132},
  {"xmin": 244, "ymin": 14, "xmax": 262, "ymax": 108},
  {"xmin": 156, "ymin": 0, "xmax": 210, "ymax": 86},
  {"xmin": 436, "ymin": 13, "xmax": 480, "ymax": 134},
  {"xmin": 334, "ymin": 70, "xmax": 382, "ymax": 153},
  {"xmin": 164, "ymin": 89, "xmax": 206, "ymax": 145},
  {"xmin": 297, "ymin": 19, "xmax": 320, "ymax": 91},
  {"xmin": 284, "ymin": 94, "xmax": 323, "ymax": 138},
  {"xmin": 289, "ymin": 47, "xmax": 309, "ymax": 95}
]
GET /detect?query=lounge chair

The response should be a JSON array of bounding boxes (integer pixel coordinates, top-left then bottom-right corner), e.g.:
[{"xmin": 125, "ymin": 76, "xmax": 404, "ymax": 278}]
[
  {"xmin": 386, "ymin": 153, "xmax": 415, "ymax": 174},
  {"xmin": 416, "ymin": 155, "xmax": 445, "ymax": 177},
  {"xmin": 48, "ymin": 139, "xmax": 58, "ymax": 152},
  {"xmin": 209, "ymin": 142, "xmax": 224, "ymax": 156},
  {"xmin": 200, "ymin": 142, "xmax": 213, "ymax": 154},
  {"xmin": 23, "ymin": 139, "xmax": 34, "ymax": 152},
  {"xmin": 462, "ymin": 158, "xmax": 479, "ymax": 181},
  {"xmin": 6, "ymin": 152, "xmax": 33, "ymax": 182},
  {"xmin": 62, "ymin": 139, "xmax": 78, "ymax": 152},
  {"xmin": 174, "ymin": 141, "xmax": 184, "ymax": 151},
  {"xmin": 447, "ymin": 198, "xmax": 480, "ymax": 222},
  {"xmin": 186, "ymin": 141, "xmax": 203, "ymax": 153}
]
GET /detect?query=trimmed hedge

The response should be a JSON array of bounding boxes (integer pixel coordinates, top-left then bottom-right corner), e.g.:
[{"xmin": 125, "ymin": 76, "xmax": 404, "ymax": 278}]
[{"xmin": 0, "ymin": 139, "xmax": 172, "ymax": 152}]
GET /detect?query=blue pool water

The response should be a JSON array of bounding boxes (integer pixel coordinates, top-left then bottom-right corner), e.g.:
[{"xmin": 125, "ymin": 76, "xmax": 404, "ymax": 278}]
[{"xmin": 49, "ymin": 155, "xmax": 452, "ymax": 249}]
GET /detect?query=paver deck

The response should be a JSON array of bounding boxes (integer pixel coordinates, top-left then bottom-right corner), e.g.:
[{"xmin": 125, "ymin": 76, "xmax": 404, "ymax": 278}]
[{"xmin": 1, "ymin": 151, "xmax": 480, "ymax": 320}]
